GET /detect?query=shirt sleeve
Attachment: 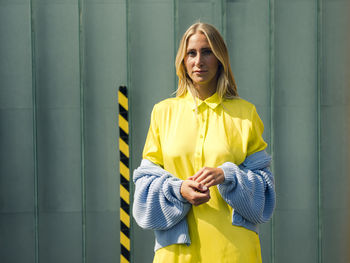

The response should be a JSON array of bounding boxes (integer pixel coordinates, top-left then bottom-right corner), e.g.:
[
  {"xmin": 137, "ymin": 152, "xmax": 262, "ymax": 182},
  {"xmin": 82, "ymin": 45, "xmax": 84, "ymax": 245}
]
[
  {"xmin": 142, "ymin": 105, "xmax": 164, "ymax": 167},
  {"xmin": 247, "ymin": 106, "xmax": 267, "ymax": 156}
]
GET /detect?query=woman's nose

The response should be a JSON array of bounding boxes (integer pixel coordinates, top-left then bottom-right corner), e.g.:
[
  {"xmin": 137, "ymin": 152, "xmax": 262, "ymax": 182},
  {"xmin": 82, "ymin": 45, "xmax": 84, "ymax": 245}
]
[{"xmin": 195, "ymin": 53, "xmax": 203, "ymax": 66}]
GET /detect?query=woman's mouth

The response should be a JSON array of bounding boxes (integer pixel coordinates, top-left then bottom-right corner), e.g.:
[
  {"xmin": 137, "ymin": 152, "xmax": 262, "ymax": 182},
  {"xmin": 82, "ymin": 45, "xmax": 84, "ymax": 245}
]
[{"xmin": 193, "ymin": 70, "xmax": 207, "ymax": 74}]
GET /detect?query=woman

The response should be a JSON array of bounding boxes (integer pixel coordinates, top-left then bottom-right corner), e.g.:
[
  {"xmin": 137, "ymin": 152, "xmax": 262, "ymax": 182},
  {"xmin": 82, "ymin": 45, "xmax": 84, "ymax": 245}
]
[{"xmin": 133, "ymin": 22, "xmax": 275, "ymax": 263}]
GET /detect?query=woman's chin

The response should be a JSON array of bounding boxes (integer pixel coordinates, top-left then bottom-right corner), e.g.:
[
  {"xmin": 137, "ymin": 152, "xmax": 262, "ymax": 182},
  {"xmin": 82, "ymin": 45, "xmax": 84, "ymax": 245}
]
[{"xmin": 192, "ymin": 78, "xmax": 209, "ymax": 85}]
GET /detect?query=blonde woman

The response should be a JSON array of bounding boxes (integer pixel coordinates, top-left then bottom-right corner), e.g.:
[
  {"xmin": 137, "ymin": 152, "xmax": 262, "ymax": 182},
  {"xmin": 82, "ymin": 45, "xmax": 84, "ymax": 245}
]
[{"xmin": 133, "ymin": 22, "xmax": 275, "ymax": 263}]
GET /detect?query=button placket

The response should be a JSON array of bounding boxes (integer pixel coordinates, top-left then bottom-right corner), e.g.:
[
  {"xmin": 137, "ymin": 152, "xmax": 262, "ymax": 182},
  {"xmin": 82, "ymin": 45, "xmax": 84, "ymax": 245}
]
[{"xmin": 194, "ymin": 106, "xmax": 208, "ymax": 171}]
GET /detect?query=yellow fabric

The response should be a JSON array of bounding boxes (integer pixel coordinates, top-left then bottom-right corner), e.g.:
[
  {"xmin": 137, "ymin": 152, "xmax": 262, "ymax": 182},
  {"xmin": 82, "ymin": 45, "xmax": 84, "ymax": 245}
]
[{"xmin": 143, "ymin": 92, "xmax": 267, "ymax": 263}]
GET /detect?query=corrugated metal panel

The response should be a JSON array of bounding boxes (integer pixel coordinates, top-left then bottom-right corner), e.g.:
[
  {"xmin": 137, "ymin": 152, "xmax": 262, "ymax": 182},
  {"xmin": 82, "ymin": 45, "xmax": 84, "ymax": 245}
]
[
  {"xmin": 84, "ymin": 1, "xmax": 127, "ymax": 262},
  {"xmin": 0, "ymin": 1, "xmax": 36, "ymax": 262},
  {"xmin": 274, "ymin": 2, "xmax": 319, "ymax": 262},
  {"xmin": 321, "ymin": 2, "xmax": 350, "ymax": 263}
]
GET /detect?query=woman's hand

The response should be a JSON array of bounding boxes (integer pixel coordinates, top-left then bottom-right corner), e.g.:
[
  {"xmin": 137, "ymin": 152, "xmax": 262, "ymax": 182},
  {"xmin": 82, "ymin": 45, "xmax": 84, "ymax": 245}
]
[
  {"xmin": 180, "ymin": 180, "xmax": 210, "ymax": 206},
  {"xmin": 190, "ymin": 167, "xmax": 225, "ymax": 188}
]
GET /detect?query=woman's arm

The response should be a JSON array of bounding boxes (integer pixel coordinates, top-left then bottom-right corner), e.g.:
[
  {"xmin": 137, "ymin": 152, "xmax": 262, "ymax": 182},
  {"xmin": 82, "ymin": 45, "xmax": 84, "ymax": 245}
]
[
  {"xmin": 132, "ymin": 159, "xmax": 192, "ymax": 231},
  {"xmin": 191, "ymin": 151, "xmax": 275, "ymax": 225},
  {"xmin": 217, "ymin": 151, "xmax": 275, "ymax": 224}
]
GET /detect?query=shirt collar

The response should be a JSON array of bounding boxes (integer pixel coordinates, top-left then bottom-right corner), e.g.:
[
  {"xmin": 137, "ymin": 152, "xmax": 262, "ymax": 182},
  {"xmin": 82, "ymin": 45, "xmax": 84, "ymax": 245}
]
[{"xmin": 184, "ymin": 91, "xmax": 222, "ymax": 110}]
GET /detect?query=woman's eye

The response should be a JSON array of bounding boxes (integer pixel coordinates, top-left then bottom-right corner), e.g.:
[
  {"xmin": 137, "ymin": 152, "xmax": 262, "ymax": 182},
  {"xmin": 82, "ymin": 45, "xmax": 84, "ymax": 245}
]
[
  {"xmin": 202, "ymin": 49, "xmax": 212, "ymax": 55},
  {"xmin": 187, "ymin": 51, "xmax": 196, "ymax": 56}
]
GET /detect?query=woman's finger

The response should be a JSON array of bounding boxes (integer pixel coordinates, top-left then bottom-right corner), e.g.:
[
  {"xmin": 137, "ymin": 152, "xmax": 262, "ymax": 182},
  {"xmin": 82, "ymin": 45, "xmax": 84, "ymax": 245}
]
[
  {"xmin": 192, "ymin": 167, "xmax": 225, "ymax": 187},
  {"xmin": 180, "ymin": 180, "xmax": 210, "ymax": 205},
  {"xmin": 191, "ymin": 168, "xmax": 205, "ymax": 181}
]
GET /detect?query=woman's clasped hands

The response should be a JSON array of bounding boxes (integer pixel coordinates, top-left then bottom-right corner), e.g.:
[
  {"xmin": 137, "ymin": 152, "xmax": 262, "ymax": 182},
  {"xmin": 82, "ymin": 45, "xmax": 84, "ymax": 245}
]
[{"xmin": 180, "ymin": 167, "xmax": 225, "ymax": 206}]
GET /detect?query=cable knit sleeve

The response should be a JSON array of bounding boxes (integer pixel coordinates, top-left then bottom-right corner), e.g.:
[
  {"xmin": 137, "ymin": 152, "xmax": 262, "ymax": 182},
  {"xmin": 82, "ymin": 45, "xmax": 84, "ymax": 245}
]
[
  {"xmin": 132, "ymin": 159, "xmax": 191, "ymax": 231},
  {"xmin": 217, "ymin": 151, "xmax": 275, "ymax": 227}
]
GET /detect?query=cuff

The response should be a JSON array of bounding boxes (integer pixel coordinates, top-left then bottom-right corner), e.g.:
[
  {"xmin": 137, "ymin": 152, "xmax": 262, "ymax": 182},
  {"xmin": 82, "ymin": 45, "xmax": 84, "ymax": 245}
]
[
  {"xmin": 167, "ymin": 178, "xmax": 188, "ymax": 203},
  {"xmin": 218, "ymin": 162, "xmax": 237, "ymax": 187}
]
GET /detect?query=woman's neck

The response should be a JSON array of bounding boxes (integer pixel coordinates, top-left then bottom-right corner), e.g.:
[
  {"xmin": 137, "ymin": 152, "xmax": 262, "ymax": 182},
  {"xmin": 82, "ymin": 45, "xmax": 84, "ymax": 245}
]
[{"xmin": 194, "ymin": 83, "xmax": 217, "ymax": 100}]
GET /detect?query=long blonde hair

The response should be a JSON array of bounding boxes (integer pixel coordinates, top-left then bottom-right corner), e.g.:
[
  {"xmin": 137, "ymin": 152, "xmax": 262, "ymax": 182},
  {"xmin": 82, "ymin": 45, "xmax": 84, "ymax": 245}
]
[{"xmin": 175, "ymin": 23, "xmax": 238, "ymax": 99}]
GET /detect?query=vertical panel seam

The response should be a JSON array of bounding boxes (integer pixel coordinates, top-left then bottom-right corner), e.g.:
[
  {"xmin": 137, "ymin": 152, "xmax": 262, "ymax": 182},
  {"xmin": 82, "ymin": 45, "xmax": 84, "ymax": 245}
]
[
  {"xmin": 78, "ymin": 0, "xmax": 86, "ymax": 262},
  {"xmin": 221, "ymin": 0, "xmax": 226, "ymax": 40},
  {"xmin": 316, "ymin": 0, "xmax": 323, "ymax": 262},
  {"xmin": 29, "ymin": 0, "xmax": 39, "ymax": 262},
  {"xmin": 268, "ymin": 0, "xmax": 275, "ymax": 262},
  {"xmin": 173, "ymin": 0, "xmax": 178, "ymax": 93}
]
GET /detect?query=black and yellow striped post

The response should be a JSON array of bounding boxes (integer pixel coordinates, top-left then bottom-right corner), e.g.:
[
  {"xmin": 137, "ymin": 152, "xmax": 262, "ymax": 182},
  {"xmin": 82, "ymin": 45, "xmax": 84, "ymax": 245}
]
[{"xmin": 118, "ymin": 86, "xmax": 130, "ymax": 263}]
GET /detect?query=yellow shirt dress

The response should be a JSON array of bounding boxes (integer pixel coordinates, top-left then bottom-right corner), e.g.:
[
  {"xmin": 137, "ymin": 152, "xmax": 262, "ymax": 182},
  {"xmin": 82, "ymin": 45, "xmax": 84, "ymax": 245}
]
[{"xmin": 143, "ymin": 92, "xmax": 267, "ymax": 263}]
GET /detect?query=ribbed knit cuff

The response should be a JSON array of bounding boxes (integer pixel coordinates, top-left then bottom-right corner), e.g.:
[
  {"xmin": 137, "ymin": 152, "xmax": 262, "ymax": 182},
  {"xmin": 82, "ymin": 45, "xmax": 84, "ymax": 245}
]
[
  {"xmin": 167, "ymin": 179, "xmax": 188, "ymax": 203},
  {"xmin": 218, "ymin": 162, "xmax": 237, "ymax": 187}
]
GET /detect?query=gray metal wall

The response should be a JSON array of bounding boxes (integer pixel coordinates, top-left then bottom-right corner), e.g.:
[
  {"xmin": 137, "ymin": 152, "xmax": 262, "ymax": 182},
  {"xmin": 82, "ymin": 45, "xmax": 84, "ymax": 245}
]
[
  {"xmin": 1, "ymin": 0, "xmax": 349, "ymax": 263},
  {"xmin": 1, "ymin": 0, "xmax": 126, "ymax": 262}
]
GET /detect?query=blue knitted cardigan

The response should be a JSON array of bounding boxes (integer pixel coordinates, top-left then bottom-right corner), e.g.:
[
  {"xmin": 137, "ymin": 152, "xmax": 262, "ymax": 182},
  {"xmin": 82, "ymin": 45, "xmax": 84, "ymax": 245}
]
[{"xmin": 132, "ymin": 150, "xmax": 275, "ymax": 251}]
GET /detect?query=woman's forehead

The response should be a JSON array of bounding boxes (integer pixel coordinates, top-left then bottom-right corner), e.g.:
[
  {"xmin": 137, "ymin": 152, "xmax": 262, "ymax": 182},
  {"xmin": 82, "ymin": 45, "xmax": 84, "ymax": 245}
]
[{"xmin": 186, "ymin": 33, "xmax": 210, "ymax": 49}]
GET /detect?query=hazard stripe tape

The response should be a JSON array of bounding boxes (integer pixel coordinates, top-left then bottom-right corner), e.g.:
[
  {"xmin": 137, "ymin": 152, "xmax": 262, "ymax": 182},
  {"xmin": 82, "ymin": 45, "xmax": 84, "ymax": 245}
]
[{"xmin": 118, "ymin": 86, "xmax": 130, "ymax": 262}]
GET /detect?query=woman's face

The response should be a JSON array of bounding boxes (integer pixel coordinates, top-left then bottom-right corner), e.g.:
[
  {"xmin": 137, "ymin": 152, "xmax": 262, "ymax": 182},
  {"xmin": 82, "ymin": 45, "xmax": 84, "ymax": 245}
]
[{"xmin": 184, "ymin": 32, "xmax": 219, "ymax": 89}]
